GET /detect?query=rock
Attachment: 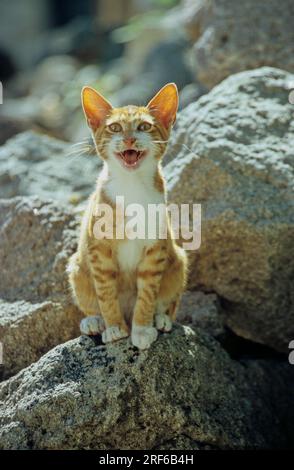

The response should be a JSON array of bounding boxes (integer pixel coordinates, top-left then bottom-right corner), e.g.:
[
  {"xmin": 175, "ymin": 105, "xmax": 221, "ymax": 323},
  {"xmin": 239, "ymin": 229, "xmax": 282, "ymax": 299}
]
[
  {"xmin": 142, "ymin": 39, "xmax": 193, "ymax": 92},
  {"xmin": 0, "ymin": 325, "xmax": 293, "ymax": 450},
  {"xmin": 177, "ymin": 291, "xmax": 224, "ymax": 338},
  {"xmin": 0, "ymin": 196, "xmax": 82, "ymax": 378},
  {"xmin": 173, "ymin": 0, "xmax": 294, "ymax": 88},
  {"xmin": 165, "ymin": 0, "xmax": 212, "ymax": 43},
  {"xmin": 0, "ymin": 96, "xmax": 41, "ymax": 128},
  {"xmin": 0, "ymin": 131, "xmax": 99, "ymax": 206},
  {"xmin": 165, "ymin": 67, "xmax": 294, "ymax": 352}
]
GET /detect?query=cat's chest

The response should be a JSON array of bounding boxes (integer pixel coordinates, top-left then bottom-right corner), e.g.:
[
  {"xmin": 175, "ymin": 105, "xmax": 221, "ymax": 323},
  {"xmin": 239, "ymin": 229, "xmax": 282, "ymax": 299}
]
[
  {"xmin": 116, "ymin": 238, "xmax": 153, "ymax": 273},
  {"xmin": 106, "ymin": 175, "xmax": 165, "ymax": 272},
  {"xmin": 111, "ymin": 176, "xmax": 162, "ymax": 208}
]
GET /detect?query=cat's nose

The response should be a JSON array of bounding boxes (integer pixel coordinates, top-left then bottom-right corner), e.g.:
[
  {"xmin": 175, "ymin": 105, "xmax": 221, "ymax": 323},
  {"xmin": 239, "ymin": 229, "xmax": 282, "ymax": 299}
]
[{"xmin": 123, "ymin": 137, "xmax": 136, "ymax": 147}]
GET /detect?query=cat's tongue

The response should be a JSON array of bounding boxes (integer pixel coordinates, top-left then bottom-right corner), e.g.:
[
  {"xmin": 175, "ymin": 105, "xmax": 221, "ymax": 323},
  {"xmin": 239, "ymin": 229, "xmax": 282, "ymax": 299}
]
[{"xmin": 122, "ymin": 150, "xmax": 139, "ymax": 166}]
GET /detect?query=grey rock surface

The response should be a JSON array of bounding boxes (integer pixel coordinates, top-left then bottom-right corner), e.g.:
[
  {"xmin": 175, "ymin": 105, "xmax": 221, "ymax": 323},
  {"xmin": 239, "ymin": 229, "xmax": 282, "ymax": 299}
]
[
  {"xmin": 0, "ymin": 325, "xmax": 293, "ymax": 450},
  {"xmin": 0, "ymin": 196, "xmax": 82, "ymax": 378},
  {"xmin": 165, "ymin": 67, "xmax": 294, "ymax": 351},
  {"xmin": 171, "ymin": 0, "xmax": 294, "ymax": 88},
  {"xmin": 0, "ymin": 131, "xmax": 100, "ymax": 206}
]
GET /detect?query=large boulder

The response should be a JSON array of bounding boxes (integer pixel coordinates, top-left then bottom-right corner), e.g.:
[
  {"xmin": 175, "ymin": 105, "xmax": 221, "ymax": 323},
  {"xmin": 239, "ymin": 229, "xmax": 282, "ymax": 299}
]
[
  {"xmin": 165, "ymin": 67, "xmax": 294, "ymax": 352},
  {"xmin": 177, "ymin": 291, "xmax": 224, "ymax": 339},
  {"xmin": 0, "ymin": 325, "xmax": 293, "ymax": 450},
  {"xmin": 169, "ymin": 0, "xmax": 294, "ymax": 88},
  {"xmin": 0, "ymin": 131, "xmax": 99, "ymax": 206},
  {"xmin": 0, "ymin": 196, "xmax": 82, "ymax": 378}
]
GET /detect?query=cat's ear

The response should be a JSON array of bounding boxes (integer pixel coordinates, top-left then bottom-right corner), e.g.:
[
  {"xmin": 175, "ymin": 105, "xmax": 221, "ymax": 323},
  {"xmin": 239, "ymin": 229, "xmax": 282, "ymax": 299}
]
[
  {"xmin": 81, "ymin": 86, "xmax": 113, "ymax": 130},
  {"xmin": 147, "ymin": 83, "xmax": 178, "ymax": 129}
]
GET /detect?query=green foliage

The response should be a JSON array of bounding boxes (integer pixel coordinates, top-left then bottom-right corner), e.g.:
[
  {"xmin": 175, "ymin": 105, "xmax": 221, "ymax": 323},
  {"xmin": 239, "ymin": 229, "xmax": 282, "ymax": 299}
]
[
  {"xmin": 151, "ymin": 0, "xmax": 178, "ymax": 6},
  {"xmin": 112, "ymin": 12, "xmax": 161, "ymax": 43},
  {"xmin": 112, "ymin": 0, "xmax": 179, "ymax": 44}
]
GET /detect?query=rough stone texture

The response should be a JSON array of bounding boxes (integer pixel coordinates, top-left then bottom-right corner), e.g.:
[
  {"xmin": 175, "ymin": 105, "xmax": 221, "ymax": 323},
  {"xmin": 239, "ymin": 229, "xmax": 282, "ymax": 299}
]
[
  {"xmin": 177, "ymin": 291, "xmax": 224, "ymax": 338},
  {"xmin": 165, "ymin": 67, "xmax": 294, "ymax": 352},
  {"xmin": 0, "ymin": 196, "xmax": 82, "ymax": 378},
  {"xmin": 170, "ymin": 0, "xmax": 294, "ymax": 88},
  {"xmin": 0, "ymin": 325, "xmax": 293, "ymax": 450},
  {"xmin": 0, "ymin": 131, "xmax": 99, "ymax": 206}
]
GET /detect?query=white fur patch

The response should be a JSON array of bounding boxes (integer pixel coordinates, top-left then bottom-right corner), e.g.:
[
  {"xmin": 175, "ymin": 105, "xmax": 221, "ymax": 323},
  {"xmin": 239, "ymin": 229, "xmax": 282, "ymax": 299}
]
[
  {"xmin": 102, "ymin": 326, "xmax": 129, "ymax": 344},
  {"xmin": 117, "ymin": 238, "xmax": 152, "ymax": 272},
  {"xmin": 131, "ymin": 324, "xmax": 158, "ymax": 350},
  {"xmin": 105, "ymin": 156, "xmax": 165, "ymax": 273},
  {"xmin": 80, "ymin": 316, "xmax": 105, "ymax": 335},
  {"xmin": 155, "ymin": 313, "xmax": 172, "ymax": 332}
]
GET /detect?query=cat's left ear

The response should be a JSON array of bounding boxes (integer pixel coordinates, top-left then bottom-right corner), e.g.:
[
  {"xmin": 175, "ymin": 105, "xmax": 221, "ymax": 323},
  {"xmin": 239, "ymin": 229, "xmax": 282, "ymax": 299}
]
[
  {"xmin": 82, "ymin": 86, "xmax": 113, "ymax": 130},
  {"xmin": 147, "ymin": 83, "xmax": 178, "ymax": 129}
]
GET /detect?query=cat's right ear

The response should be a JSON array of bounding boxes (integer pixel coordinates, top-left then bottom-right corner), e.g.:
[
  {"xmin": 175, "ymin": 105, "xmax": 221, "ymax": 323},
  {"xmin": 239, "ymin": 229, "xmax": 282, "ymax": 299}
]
[{"xmin": 81, "ymin": 87, "xmax": 113, "ymax": 130}]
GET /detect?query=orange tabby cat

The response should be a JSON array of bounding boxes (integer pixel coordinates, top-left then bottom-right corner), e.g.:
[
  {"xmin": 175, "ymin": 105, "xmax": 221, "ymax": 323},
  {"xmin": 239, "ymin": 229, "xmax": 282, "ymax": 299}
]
[{"xmin": 68, "ymin": 83, "xmax": 187, "ymax": 349}]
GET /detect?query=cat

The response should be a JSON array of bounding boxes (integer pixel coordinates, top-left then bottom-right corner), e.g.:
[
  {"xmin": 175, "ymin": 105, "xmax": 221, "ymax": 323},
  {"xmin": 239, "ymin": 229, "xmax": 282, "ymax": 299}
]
[{"xmin": 67, "ymin": 83, "xmax": 188, "ymax": 349}]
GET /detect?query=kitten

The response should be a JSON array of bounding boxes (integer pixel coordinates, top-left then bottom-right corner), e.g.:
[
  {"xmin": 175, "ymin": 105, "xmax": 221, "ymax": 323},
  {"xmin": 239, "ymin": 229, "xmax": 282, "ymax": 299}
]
[{"xmin": 68, "ymin": 83, "xmax": 188, "ymax": 349}]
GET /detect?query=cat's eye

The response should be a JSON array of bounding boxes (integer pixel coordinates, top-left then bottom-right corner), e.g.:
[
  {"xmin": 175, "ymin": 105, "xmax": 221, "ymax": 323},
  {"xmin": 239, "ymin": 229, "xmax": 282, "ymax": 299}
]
[
  {"xmin": 108, "ymin": 122, "xmax": 123, "ymax": 133},
  {"xmin": 138, "ymin": 122, "xmax": 152, "ymax": 132}
]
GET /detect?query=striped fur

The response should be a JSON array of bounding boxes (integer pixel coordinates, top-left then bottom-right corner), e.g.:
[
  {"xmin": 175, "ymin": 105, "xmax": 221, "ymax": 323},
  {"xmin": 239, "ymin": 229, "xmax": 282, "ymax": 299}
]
[{"xmin": 68, "ymin": 84, "xmax": 188, "ymax": 349}]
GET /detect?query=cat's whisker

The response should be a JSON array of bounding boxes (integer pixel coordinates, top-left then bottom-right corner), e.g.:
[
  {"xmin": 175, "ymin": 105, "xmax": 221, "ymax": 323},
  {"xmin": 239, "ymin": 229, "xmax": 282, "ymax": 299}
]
[
  {"xmin": 66, "ymin": 149, "xmax": 94, "ymax": 160},
  {"xmin": 68, "ymin": 144, "xmax": 94, "ymax": 152},
  {"xmin": 68, "ymin": 139, "xmax": 95, "ymax": 153},
  {"xmin": 70, "ymin": 139, "xmax": 92, "ymax": 147},
  {"xmin": 168, "ymin": 142, "xmax": 200, "ymax": 159}
]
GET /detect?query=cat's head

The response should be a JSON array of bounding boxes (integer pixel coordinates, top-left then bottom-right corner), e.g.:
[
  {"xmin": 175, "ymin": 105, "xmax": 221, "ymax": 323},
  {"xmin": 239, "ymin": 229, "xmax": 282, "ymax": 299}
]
[{"xmin": 81, "ymin": 83, "xmax": 178, "ymax": 171}]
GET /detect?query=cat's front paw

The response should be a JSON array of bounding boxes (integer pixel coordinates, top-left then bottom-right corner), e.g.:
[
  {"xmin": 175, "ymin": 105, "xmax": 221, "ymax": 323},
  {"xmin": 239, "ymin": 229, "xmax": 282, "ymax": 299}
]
[
  {"xmin": 131, "ymin": 324, "xmax": 158, "ymax": 350},
  {"xmin": 102, "ymin": 326, "xmax": 129, "ymax": 344},
  {"xmin": 80, "ymin": 315, "xmax": 105, "ymax": 335},
  {"xmin": 155, "ymin": 313, "xmax": 172, "ymax": 333}
]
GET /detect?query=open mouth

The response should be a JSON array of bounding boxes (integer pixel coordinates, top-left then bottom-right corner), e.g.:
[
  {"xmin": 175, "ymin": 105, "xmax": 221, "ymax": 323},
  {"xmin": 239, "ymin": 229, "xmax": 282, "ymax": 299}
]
[{"xmin": 116, "ymin": 149, "xmax": 146, "ymax": 169}]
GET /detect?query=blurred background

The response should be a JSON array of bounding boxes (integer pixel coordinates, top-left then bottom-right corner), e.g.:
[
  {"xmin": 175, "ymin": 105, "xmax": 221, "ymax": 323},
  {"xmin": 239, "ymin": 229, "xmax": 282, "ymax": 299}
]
[
  {"xmin": 0, "ymin": 0, "xmax": 206, "ymax": 144},
  {"xmin": 1, "ymin": 0, "xmax": 293, "ymax": 146}
]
